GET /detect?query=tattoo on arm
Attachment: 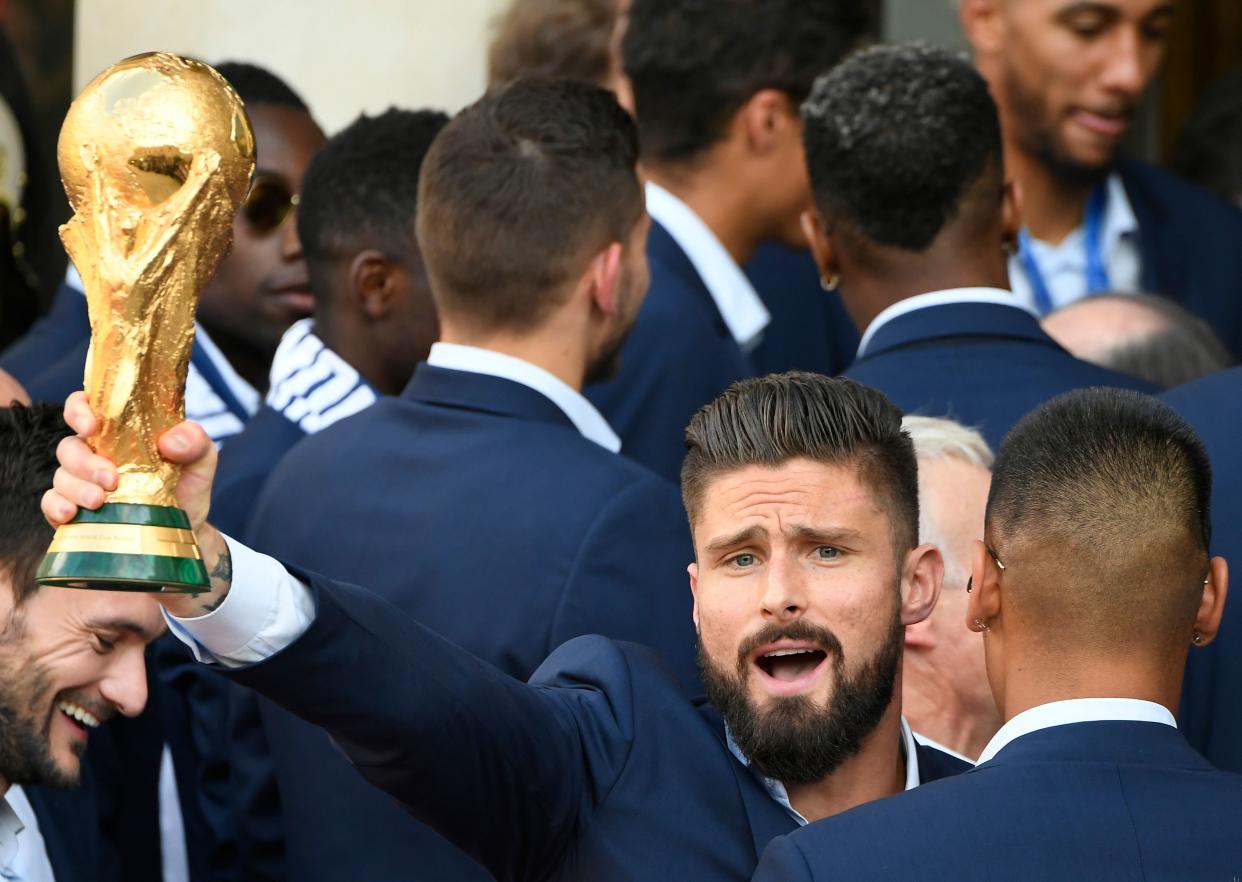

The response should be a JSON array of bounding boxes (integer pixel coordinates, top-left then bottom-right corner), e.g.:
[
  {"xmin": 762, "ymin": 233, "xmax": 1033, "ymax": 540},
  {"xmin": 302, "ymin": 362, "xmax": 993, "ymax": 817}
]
[{"xmin": 200, "ymin": 545, "xmax": 233, "ymax": 614}]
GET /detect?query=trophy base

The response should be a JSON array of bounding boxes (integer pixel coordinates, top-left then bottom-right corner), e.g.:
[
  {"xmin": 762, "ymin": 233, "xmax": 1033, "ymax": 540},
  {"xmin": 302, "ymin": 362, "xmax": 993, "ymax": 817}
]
[{"xmin": 36, "ymin": 503, "xmax": 211, "ymax": 594}]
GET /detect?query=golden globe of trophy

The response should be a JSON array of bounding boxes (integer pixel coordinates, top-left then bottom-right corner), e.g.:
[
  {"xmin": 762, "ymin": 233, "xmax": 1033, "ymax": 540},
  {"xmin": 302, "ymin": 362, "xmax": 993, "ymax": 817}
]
[{"xmin": 36, "ymin": 53, "xmax": 255, "ymax": 592}]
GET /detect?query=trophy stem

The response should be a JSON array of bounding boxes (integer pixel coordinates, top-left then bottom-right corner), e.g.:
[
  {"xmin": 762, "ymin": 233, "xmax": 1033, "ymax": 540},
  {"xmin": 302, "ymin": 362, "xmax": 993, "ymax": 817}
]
[{"xmin": 36, "ymin": 502, "xmax": 211, "ymax": 593}]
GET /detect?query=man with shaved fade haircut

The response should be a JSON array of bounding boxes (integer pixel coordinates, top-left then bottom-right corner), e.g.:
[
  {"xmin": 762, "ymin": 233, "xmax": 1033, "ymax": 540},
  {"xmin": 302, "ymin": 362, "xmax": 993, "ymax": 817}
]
[
  {"xmin": 960, "ymin": 0, "xmax": 1242, "ymax": 357},
  {"xmin": 754, "ymin": 387, "xmax": 1242, "ymax": 881}
]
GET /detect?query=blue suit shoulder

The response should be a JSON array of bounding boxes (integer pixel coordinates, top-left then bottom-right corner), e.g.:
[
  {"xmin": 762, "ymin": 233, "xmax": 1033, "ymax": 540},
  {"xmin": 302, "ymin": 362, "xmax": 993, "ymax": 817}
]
[{"xmin": 211, "ymin": 404, "xmax": 308, "ymax": 537}]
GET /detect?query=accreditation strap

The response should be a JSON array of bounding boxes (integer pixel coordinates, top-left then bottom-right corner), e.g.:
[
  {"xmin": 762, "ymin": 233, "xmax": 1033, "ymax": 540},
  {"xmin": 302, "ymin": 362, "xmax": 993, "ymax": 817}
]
[{"xmin": 47, "ymin": 522, "xmax": 202, "ymax": 560}]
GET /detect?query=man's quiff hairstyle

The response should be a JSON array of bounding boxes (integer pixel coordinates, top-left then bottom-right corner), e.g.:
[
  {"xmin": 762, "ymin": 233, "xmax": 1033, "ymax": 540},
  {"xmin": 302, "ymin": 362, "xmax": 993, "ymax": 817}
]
[
  {"xmin": 487, "ymin": 0, "xmax": 619, "ymax": 89},
  {"xmin": 0, "ymin": 405, "xmax": 72, "ymax": 605},
  {"xmin": 416, "ymin": 79, "xmax": 643, "ymax": 333},
  {"xmin": 681, "ymin": 372, "xmax": 918, "ymax": 557},
  {"xmin": 802, "ymin": 42, "xmax": 1003, "ymax": 251},
  {"xmin": 988, "ymin": 388, "xmax": 1213, "ymax": 649}
]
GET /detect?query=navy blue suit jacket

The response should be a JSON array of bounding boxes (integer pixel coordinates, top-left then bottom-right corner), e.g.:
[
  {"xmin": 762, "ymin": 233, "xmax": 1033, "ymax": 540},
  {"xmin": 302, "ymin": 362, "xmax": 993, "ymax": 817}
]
[
  {"xmin": 0, "ymin": 281, "xmax": 89, "ymax": 385},
  {"xmin": 224, "ymin": 574, "xmax": 967, "ymax": 882},
  {"xmin": 1121, "ymin": 159, "xmax": 1242, "ymax": 358},
  {"xmin": 243, "ymin": 363, "xmax": 701, "ymax": 881},
  {"xmin": 1163, "ymin": 367, "xmax": 1242, "ymax": 773},
  {"xmin": 753, "ymin": 720, "xmax": 1242, "ymax": 881},
  {"xmin": 586, "ymin": 221, "xmax": 755, "ymax": 483},
  {"xmin": 211, "ymin": 404, "xmax": 307, "ymax": 537},
  {"xmin": 843, "ymin": 300, "xmax": 1158, "ymax": 450},
  {"xmin": 745, "ymin": 243, "xmax": 858, "ymax": 378}
]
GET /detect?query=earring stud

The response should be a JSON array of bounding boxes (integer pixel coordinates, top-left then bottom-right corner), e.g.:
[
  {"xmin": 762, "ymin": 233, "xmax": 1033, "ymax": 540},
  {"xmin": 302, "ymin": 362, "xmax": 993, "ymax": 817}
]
[
  {"xmin": 1193, "ymin": 631, "xmax": 1203, "ymax": 646},
  {"xmin": 819, "ymin": 273, "xmax": 840, "ymax": 292}
]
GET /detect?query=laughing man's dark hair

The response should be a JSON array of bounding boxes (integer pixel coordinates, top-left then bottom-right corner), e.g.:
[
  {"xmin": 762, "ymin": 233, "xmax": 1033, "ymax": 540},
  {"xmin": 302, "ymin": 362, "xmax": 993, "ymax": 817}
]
[
  {"xmin": 988, "ymin": 388, "xmax": 1213, "ymax": 648},
  {"xmin": 212, "ymin": 61, "xmax": 309, "ymax": 111},
  {"xmin": 623, "ymin": 0, "xmax": 872, "ymax": 164},
  {"xmin": 0, "ymin": 404, "xmax": 71, "ymax": 605},
  {"xmin": 802, "ymin": 42, "xmax": 1003, "ymax": 251},
  {"xmin": 682, "ymin": 372, "xmax": 918, "ymax": 558},
  {"xmin": 416, "ymin": 79, "xmax": 642, "ymax": 333},
  {"xmin": 298, "ymin": 107, "xmax": 449, "ymax": 304}
]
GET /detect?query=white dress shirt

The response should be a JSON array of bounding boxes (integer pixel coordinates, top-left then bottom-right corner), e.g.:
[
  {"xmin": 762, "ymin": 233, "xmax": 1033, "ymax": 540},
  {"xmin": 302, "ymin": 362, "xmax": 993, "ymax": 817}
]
[
  {"xmin": 976, "ymin": 698, "xmax": 1177, "ymax": 766},
  {"xmin": 64, "ymin": 265, "xmax": 259, "ymax": 444},
  {"xmin": 2, "ymin": 787, "xmax": 52, "ymax": 882},
  {"xmin": 726, "ymin": 716, "xmax": 924, "ymax": 826},
  {"xmin": 856, "ymin": 287, "xmax": 1036, "ymax": 359},
  {"xmin": 1008, "ymin": 174, "xmax": 1142, "ymax": 312},
  {"xmin": 265, "ymin": 319, "xmax": 376, "ymax": 434},
  {"xmin": 644, "ymin": 182, "xmax": 770, "ymax": 352},
  {"xmin": 426, "ymin": 342, "xmax": 621, "ymax": 453}
]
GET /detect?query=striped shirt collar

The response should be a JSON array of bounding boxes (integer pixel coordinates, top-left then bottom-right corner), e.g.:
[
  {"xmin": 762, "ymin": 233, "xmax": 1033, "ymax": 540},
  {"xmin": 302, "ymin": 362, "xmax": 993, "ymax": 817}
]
[{"xmin": 265, "ymin": 319, "xmax": 377, "ymax": 435}]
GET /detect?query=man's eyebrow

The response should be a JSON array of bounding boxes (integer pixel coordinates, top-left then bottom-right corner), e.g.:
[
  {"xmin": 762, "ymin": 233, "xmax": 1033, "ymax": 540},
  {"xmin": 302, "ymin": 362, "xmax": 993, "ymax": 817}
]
[
  {"xmin": 787, "ymin": 524, "xmax": 864, "ymax": 545},
  {"xmin": 704, "ymin": 525, "xmax": 765, "ymax": 555},
  {"xmin": 87, "ymin": 617, "xmax": 164, "ymax": 643}
]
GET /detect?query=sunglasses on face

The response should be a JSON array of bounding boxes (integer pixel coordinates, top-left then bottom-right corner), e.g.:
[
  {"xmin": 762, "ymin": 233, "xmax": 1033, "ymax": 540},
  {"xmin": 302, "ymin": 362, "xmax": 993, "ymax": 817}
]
[{"xmin": 240, "ymin": 172, "xmax": 300, "ymax": 235}]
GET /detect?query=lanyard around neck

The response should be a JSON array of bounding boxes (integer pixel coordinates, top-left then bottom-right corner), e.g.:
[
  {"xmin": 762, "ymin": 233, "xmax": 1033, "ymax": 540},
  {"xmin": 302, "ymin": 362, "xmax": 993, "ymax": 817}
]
[{"xmin": 1017, "ymin": 183, "xmax": 1111, "ymax": 316}]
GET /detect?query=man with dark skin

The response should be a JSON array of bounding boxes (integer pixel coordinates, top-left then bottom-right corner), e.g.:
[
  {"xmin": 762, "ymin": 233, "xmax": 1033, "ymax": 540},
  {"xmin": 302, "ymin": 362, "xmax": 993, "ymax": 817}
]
[{"xmin": 960, "ymin": 0, "xmax": 1242, "ymax": 356}]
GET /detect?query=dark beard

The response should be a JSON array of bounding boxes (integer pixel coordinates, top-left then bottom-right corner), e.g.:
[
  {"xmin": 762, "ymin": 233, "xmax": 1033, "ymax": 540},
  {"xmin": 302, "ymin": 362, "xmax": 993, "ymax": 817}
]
[
  {"xmin": 700, "ymin": 612, "xmax": 902, "ymax": 787},
  {"xmin": 1003, "ymin": 65, "xmax": 1114, "ymax": 190},
  {"xmin": 0, "ymin": 613, "xmax": 82, "ymax": 789}
]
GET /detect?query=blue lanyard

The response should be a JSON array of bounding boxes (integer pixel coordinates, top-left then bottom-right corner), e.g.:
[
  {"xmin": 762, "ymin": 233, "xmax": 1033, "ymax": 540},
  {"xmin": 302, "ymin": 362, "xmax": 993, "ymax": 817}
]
[
  {"xmin": 1017, "ymin": 184, "xmax": 1111, "ymax": 315},
  {"xmin": 190, "ymin": 339, "xmax": 252, "ymax": 424}
]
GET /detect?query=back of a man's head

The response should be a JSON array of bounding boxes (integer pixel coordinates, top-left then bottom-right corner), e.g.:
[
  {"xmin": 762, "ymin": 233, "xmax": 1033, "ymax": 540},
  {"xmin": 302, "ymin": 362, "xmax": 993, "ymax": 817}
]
[
  {"xmin": 623, "ymin": 0, "xmax": 870, "ymax": 165},
  {"xmin": 416, "ymin": 79, "xmax": 642, "ymax": 334},
  {"xmin": 1042, "ymin": 294, "xmax": 1234, "ymax": 390},
  {"xmin": 0, "ymin": 404, "xmax": 70, "ymax": 605},
  {"xmin": 298, "ymin": 107, "xmax": 450, "ymax": 307},
  {"xmin": 681, "ymin": 371, "xmax": 919, "ymax": 558},
  {"xmin": 988, "ymin": 388, "xmax": 1212, "ymax": 657},
  {"xmin": 213, "ymin": 60, "xmax": 309, "ymax": 111},
  {"xmin": 488, "ymin": 0, "xmax": 621, "ymax": 89},
  {"xmin": 1176, "ymin": 67, "xmax": 1242, "ymax": 207},
  {"xmin": 802, "ymin": 42, "xmax": 1003, "ymax": 253}
]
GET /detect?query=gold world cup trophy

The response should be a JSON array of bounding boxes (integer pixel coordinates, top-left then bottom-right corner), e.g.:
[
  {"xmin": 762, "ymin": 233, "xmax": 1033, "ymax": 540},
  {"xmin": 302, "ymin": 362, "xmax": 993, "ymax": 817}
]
[{"xmin": 36, "ymin": 53, "xmax": 254, "ymax": 592}]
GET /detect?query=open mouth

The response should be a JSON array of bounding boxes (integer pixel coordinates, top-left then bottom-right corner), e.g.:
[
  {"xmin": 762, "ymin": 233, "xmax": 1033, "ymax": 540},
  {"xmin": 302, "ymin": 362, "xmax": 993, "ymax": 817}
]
[
  {"xmin": 753, "ymin": 644, "xmax": 830, "ymax": 695},
  {"xmin": 57, "ymin": 700, "xmax": 101, "ymax": 736}
]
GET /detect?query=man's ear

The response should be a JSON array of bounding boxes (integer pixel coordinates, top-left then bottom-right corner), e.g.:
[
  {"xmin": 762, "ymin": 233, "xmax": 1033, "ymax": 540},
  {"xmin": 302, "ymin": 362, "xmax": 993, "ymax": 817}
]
[
  {"xmin": 1001, "ymin": 177, "xmax": 1023, "ymax": 252},
  {"xmin": 1192, "ymin": 556, "xmax": 1229, "ymax": 647},
  {"xmin": 966, "ymin": 539, "xmax": 1003, "ymax": 632},
  {"xmin": 800, "ymin": 209, "xmax": 840, "ymax": 284},
  {"xmin": 349, "ymin": 249, "xmax": 401, "ymax": 320},
  {"xmin": 900, "ymin": 543, "xmax": 943, "ymax": 627},
  {"xmin": 688, "ymin": 561, "xmax": 700, "ymax": 630},
  {"xmin": 960, "ymin": 0, "xmax": 1005, "ymax": 56},
  {"xmin": 741, "ymin": 88, "xmax": 797, "ymax": 156},
  {"xmin": 588, "ymin": 241, "xmax": 624, "ymax": 318}
]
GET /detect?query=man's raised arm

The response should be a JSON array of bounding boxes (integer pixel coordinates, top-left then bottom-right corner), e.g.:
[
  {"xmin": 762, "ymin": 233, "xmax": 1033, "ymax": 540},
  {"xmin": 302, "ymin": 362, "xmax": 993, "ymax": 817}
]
[{"xmin": 43, "ymin": 392, "xmax": 634, "ymax": 880}]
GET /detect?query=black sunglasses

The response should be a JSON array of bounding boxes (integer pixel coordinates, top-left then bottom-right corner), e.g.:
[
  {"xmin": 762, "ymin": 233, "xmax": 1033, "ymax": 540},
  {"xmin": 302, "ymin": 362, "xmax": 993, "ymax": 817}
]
[{"xmin": 241, "ymin": 172, "xmax": 299, "ymax": 235}]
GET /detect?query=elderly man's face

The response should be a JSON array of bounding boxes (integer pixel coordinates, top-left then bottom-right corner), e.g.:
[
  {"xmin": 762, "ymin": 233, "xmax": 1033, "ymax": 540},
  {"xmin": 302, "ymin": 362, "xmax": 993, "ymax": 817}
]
[
  {"xmin": 0, "ymin": 579, "xmax": 163, "ymax": 787},
  {"xmin": 689, "ymin": 459, "xmax": 927, "ymax": 784},
  {"xmin": 978, "ymin": 0, "xmax": 1174, "ymax": 179}
]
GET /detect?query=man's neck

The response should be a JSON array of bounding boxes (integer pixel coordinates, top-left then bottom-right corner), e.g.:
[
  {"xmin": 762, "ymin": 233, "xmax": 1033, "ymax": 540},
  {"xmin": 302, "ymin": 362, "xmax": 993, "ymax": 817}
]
[
  {"xmin": 999, "ymin": 652, "xmax": 1183, "ymax": 723},
  {"xmin": 205, "ymin": 332, "xmax": 270, "ymax": 396},
  {"xmin": 785, "ymin": 701, "xmax": 906, "ymax": 824},
  {"xmin": 645, "ymin": 165, "xmax": 764, "ymax": 267},
  {"xmin": 1007, "ymin": 146, "xmax": 1097, "ymax": 246},
  {"xmin": 902, "ymin": 659, "xmax": 1000, "ymax": 761},
  {"xmin": 438, "ymin": 327, "xmax": 587, "ymax": 391},
  {"xmin": 846, "ymin": 263, "xmax": 1011, "ymax": 339},
  {"xmin": 315, "ymin": 320, "xmax": 396, "ymax": 397}
]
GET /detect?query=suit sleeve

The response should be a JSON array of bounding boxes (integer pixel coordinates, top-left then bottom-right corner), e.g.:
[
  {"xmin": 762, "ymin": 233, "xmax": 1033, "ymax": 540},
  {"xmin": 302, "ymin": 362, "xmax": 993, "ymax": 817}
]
[
  {"xmin": 752, "ymin": 834, "xmax": 816, "ymax": 882},
  {"xmin": 552, "ymin": 474, "xmax": 699, "ymax": 695},
  {"xmin": 224, "ymin": 574, "xmax": 638, "ymax": 882}
]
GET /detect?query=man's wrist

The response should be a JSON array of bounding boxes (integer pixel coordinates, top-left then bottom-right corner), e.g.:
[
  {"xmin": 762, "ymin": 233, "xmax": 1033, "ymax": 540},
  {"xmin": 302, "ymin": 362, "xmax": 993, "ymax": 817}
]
[{"xmin": 159, "ymin": 523, "xmax": 231, "ymax": 617}]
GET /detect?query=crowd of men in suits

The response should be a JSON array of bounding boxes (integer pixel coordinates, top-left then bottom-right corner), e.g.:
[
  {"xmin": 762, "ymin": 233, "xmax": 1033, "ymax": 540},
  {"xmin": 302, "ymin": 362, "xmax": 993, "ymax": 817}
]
[{"xmin": 0, "ymin": 0, "xmax": 1240, "ymax": 879}]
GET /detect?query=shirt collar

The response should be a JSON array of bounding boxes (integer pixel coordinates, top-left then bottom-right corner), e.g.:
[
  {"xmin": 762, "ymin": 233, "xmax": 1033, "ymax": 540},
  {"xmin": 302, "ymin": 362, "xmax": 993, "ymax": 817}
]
[
  {"xmin": 0, "ymin": 791, "xmax": 23, "ymax": 874},
  {"xmin": 426, "ymin": 343, "xmax": 621, "ymax": 453},
  {"xmin": 1101, "ymin": 173, "xmax": 1140, "ymax": 251},
  {"xmin": 857, "ymin": 287, "xmax": 1036, "ymax": 358},
  {"xmin": 265, "ymin": 319, "xmax": 377, "ymax": 435},
  {"xmin": 644, "ymin": 181, "xmax": 770, "ymax": 351},
  {"xmin": 725, "ymin": 717, "xmax": 921, "ymax": 826},
  {"xmin": 977, "ymin": 698, "xmax": 1176, "ymax": 766}
]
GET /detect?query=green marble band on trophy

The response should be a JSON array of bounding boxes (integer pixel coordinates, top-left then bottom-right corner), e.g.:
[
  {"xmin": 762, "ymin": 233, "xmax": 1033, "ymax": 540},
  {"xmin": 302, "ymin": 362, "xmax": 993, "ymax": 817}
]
[{"xmin": 33, "ymin": 52, "xmax": 255, "ymax": 593}]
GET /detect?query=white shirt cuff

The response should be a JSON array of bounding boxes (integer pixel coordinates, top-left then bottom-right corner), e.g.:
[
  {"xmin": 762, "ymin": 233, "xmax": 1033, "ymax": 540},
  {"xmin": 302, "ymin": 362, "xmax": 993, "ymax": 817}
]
[{"xmin": 164, "ymin": 533, "xmax": 314, "ymax": 669}]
